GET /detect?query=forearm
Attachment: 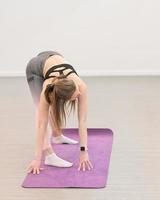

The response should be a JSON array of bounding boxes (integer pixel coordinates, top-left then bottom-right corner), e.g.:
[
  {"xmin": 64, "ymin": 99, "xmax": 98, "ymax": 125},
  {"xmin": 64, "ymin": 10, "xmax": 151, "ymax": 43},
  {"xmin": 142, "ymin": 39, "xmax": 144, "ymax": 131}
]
[
  {"xmin": 78, "ymin": 121, "xmax": 88, "ymax": 148},
  {"xmin": 34, "ymin": 127, "xmax": 47, "ymax": 160}
]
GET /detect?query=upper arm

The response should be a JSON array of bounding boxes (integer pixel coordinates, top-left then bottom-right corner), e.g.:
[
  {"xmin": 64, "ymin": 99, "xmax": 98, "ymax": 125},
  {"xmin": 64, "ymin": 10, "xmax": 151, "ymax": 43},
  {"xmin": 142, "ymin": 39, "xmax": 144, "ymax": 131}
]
[
  {"xmin": 77, "ymin": 83, "xmax": 88, "ymax": 124},
  {"xmin": 36, "ymin": 87, "xmax": 50, "ymax": 129}
]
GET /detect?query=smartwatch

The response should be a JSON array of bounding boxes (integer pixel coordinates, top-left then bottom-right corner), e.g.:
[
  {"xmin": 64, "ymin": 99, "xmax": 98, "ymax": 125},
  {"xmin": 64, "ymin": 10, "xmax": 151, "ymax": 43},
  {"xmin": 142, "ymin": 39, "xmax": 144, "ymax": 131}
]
[{"xmin": 80, "ymin": 146, "xmax": 88, "ymax": 151}]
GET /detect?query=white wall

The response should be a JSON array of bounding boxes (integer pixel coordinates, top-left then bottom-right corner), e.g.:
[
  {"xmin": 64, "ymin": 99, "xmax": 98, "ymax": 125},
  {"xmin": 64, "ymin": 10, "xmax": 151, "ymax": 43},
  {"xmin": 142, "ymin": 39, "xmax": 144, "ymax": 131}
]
[{"xmin": 0, "ymin": 0, "xmax": 160, "ymax": 76}]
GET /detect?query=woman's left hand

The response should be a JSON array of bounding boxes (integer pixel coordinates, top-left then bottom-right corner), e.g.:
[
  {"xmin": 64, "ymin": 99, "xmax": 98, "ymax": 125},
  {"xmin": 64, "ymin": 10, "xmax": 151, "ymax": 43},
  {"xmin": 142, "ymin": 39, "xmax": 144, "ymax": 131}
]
[{"xmin": 78, "ymin": 151, "xmax": 93, "ymax": 171}]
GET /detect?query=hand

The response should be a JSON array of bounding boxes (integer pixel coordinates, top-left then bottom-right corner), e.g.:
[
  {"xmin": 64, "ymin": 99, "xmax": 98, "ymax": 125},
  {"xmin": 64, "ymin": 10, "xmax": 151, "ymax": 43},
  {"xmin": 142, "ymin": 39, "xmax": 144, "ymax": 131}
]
[
  {"xmin": 27, "ymin": 159, "xmax": 44, "ymax": 175},
  {"xmin": 78, "ymin": 151, "xmax": 93, "ymax": 171}
]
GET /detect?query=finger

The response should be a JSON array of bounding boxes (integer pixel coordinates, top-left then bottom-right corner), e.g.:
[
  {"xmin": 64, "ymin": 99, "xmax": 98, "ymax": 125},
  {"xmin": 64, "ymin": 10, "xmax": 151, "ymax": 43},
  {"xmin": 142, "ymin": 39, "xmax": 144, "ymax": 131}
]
[
  {"xmin": 78, "ymin": 163, "xmax": 82, "ymax": 171},
  {"xmin": 27, "ymin": 168, "xmax": 33, "ymax": 173},
  {"xmin": 85, "ymin": 161, "xmax": 91, "ymax": 170},
  {"xmin": 27, "ymin": 166, "xmax": 33, "ymax": 173},
  {"xmin": 33, "ymin": 168, "xmax": 36, "ymax": 174},
  {"xmin": 82, "ymin": 162, "xmax": 85, "ymax": 171},
  {"xmin": 78, "ymin": 164, "xmax": 81, "ymax": 171},
  {"xmin": 88, "ymin": 160, "xmax": 93, "ymax": 168},
  {"xmin": 37, "ymin": 169, "xmax": 40, "ymax": 174},
  {"xmin": 36, "ymin": 169, "xmax": 39, "ymax": 174}
]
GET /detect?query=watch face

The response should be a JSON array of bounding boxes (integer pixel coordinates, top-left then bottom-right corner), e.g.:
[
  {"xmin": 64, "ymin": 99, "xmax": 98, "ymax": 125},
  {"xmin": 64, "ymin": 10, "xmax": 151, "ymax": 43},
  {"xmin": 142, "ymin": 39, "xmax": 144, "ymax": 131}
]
[{"xmin": 80, "ymin": 146, "xmax": 85, "ymax": 151}]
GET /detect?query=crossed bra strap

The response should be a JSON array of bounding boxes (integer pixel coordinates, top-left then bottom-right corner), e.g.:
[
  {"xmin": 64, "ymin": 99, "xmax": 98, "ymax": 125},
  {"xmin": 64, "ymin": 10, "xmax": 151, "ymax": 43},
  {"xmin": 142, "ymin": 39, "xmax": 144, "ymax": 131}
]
[{"xmin": 43, "ymin": 63, "xmax": 79, "ymax": 81}]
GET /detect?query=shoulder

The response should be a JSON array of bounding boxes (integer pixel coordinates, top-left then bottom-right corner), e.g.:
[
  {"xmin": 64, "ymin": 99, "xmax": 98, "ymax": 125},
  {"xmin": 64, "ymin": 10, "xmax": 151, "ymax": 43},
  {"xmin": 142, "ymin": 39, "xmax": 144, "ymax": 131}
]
[
  {"xmin": 77, "ymin": 78, "xmax": 87, "ymax": 92},
  {"xmin": 67, "ymin": 74, "xmax": 87, "ymax": 90}
]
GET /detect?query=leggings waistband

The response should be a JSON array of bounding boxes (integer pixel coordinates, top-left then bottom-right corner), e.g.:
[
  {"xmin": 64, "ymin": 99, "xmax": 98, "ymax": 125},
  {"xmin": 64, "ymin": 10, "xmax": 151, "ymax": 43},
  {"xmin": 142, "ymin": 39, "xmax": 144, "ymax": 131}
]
[{"xmin": 26, "ymin": 50, "xmax": 63, "ymax": 79}]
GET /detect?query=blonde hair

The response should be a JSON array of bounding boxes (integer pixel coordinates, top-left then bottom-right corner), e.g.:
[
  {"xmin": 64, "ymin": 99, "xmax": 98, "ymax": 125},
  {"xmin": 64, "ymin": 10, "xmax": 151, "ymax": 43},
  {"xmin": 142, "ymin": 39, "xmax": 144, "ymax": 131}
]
[{"xmin": 44, "ymin": 75, "xmax": 77, "ymax": 132}]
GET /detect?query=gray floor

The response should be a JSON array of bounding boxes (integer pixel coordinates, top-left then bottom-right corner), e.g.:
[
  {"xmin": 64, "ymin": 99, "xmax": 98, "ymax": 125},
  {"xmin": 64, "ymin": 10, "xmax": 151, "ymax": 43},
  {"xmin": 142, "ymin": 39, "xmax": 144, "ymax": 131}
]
[{"xmin": 0, "ymin": 76, "xmax": 160, "ymax": 200}]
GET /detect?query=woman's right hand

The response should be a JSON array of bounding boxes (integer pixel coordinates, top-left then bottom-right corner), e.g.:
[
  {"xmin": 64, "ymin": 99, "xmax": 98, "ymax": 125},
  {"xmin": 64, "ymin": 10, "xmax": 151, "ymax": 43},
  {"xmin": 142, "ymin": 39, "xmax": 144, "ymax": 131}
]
[{"xmin": 27, "ymin": 159, "xmax": 44, "ymax": 175}]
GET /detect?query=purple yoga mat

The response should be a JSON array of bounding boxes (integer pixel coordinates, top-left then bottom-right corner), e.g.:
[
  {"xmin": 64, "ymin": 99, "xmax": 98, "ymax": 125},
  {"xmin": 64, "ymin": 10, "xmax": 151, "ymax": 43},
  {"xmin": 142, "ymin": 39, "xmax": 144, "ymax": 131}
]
[{"xmin": 21, "ymin": 128, "xmax": 113, "ymax": 188}]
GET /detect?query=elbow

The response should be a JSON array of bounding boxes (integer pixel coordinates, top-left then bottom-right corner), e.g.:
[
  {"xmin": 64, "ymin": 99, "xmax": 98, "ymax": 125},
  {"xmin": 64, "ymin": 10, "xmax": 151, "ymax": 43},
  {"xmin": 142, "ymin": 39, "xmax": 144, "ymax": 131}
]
[
  {"xmin": 38, "ymin": 125, "xmax": 47, "ymax": 130},
  {"xmin": 78, "ymin": 114, "xmax": 87, "ymax": 125},
  {"xmin": 36, "ymin": 125, "xmax": 47, "ymax": 138},
  {"xmin": 36, "ymin": 116, "xmax": 48, "ymax": 129},
  {"xmin": 37, "ymin": 121, "xmax": 48, "ymax": 130}
]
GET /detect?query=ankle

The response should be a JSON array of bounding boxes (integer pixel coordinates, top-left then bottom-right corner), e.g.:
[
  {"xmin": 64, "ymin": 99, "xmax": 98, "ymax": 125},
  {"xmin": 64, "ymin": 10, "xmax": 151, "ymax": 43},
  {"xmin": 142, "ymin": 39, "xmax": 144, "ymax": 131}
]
[
  {"xmin": 53, "ymin": 134, "xmax": 63, "ymax": 138},
  {"xmin": 43, "ymin": 146, "xmax": 54, "ymax": 156},
  {"xmin": 52, "ymin": 131, "xmax": 63, "ymax": 137}
]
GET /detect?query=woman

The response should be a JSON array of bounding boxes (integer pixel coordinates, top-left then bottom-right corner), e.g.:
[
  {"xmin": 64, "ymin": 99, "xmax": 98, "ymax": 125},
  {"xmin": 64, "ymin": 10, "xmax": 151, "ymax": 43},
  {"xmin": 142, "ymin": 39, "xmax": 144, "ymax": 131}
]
[{"xmin": 25, "ymin": 50, "xmax": 93, "ymax": 175}]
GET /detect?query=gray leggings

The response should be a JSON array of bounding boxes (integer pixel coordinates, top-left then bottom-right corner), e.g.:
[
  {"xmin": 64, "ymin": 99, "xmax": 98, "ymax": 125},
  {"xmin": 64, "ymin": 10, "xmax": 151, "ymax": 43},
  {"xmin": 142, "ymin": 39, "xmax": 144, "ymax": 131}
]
[{"xmin": 25, "ymin": 50, "xmax": 63, "ymax": 106}]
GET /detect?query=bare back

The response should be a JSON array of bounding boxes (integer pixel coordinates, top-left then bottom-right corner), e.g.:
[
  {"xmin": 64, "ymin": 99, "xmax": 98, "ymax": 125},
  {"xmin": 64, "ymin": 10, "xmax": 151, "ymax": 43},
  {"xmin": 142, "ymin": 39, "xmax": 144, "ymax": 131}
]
[{"xmin": 42, "ymin": 54, "xmax": 84, "ymax": 91}]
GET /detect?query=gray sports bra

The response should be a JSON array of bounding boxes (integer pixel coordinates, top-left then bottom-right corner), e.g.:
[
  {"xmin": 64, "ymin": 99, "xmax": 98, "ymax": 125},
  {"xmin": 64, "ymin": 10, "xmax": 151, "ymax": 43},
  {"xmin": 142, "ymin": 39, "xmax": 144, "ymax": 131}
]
[{"xmin": 43, "ymin": 63, "xmax": 79, "ymax": 81}]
